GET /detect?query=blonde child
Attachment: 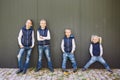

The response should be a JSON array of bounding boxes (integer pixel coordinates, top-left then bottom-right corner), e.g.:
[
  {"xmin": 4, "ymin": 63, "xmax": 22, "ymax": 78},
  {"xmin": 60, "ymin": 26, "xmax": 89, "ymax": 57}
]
[
  {"xmin": 82, "ymin": 35, "xmax": 113, "ymax": 73},
  {"xmin": 61, "ymin": 29, "xmax": 77, "ymax": 73}
]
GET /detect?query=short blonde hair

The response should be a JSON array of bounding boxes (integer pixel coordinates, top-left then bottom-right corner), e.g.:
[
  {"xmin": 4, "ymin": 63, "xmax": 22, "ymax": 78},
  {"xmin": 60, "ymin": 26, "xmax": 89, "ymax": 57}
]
[
  {"xmin": 91, "ymin": 35, "xmax": 102, "ymax": 44},
  {"xmin": 40, "ymin": 19, "xmax": 47, "ymax": 23},
  {"xmin": 65, "ymin": 28, "xmax": 71, "ymax": 32}
]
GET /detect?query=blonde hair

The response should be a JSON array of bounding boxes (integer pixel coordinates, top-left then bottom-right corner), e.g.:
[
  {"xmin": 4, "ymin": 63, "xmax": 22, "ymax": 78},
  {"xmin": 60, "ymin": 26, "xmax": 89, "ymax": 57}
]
[
  {"xmin": 65, "ymin": 28, "xmax": 71, "ymax": 32},
  {"xmin": 40, "ymin": 19, "xmax": 47, "ymax": 23},
  {"xmin": 91, "ymin": 35, "xmax": 102, "ymax": 44}
]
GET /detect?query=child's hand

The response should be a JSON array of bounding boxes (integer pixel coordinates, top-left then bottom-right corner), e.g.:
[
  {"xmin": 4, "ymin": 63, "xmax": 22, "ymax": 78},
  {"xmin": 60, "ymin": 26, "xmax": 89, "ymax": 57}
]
[
  {"xmin": 71, "ymin": 51, "xmax": 74, "ymax": 54},
  {"xmin": 91, "ymin": 55, "xmax": 94, "ymax": 57},
  {"xmin": 30, "ymin": 46, "xmax": 34, "ymax": 48},
  {"xmin": 40, "ymin": 36, "xmax": 44, "ymax": 39},
  {"xmin": 20, "ymin": 45, "xmax": 24, "ymax": 48}
]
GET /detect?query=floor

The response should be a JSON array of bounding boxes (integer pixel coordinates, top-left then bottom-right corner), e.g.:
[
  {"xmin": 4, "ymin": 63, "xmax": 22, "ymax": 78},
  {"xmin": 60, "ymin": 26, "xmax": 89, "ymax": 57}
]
[{"xmin": 0, "ymin": 68, "xmax": 120, "ymax": 80}]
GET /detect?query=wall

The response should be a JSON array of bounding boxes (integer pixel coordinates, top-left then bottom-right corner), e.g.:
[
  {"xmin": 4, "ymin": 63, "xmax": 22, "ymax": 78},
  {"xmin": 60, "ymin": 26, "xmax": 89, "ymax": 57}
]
[{"xmin": 0, "ymin": 0, "xmax": 120, "ymax": 68}]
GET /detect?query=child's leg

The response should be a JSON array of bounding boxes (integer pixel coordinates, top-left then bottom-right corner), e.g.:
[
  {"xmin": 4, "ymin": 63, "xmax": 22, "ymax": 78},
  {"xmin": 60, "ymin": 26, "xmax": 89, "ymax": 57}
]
[
  {"xmin": 84, "ymin": 56, "xmax": 97, "ymax": 69},
  {"xmin": 98, "ymin": 56, "xmax": 111, "ymax": 70},
  {"xmin": 37, "ymin": 46, "xmax": 43, "ymax": 69},
  {"xmin": 23, "ymin": 48, "xmax": 32, "ymax": 73},
  {"xmin": 62, "ymin": 52, "xmax": 68, "ymax": 71},
  {"xmin": 17, "ymin": 48, "xmax": 25, "ymax": 70},
  {"xmin": 44, "ymin": 46, "xmax": 54, "ymax": 71},
  {"xmin": 69, "ymin": 53, "xmax": 77, "ymax": 70}
]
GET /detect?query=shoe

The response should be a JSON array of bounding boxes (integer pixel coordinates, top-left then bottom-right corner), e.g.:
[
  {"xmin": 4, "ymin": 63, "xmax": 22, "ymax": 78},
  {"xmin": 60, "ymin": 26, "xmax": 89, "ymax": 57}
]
[
  {"xmin": 82, "ymin": 68, "xmax": 86, "ymax": 71},
  {"xmin": 35, "ymin": 68, "xmax": 41, "ymax": 72},
  {"xmin": 49, "ymin": 68, "xmax": 54, "ymax": 72},
  {"xmin": 62, "ymin": 69, "xmax": 68, "ymax": 72},
  {"xmin": 22, "ymin": 70, "xmax": 27, "ymax": 74},
  {"xmin": 107, "ymin": 69, "xmax": 113, "ymax": 74},
  {"xmin": 73, "ymin": 69, "xmax": 77, "ymax": 73},
  {"xmin": 16, "ymin": 69, "xmax": 23, "ymax": 74},
  {"xmin": 62, "ymin": 69, "xmax": 69, "ymax": 75},
  {"xmin": 63, "ymin": 71, "xmax": 69, "ymax": 75}
]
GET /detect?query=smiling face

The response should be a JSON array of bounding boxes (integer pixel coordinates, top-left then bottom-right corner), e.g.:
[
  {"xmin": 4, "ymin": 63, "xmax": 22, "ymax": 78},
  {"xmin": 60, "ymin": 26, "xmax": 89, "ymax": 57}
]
[
  {"xmin": 40, "ymin": 20, "xmax": 46, "ymax": 29},
  {"xmin": 91, "ymin": 36, "xmax": 100, "ymax": 43},
  {"xmin": 65, "ymin": 29, "xmax": 71, "ymax": 38},
  {"xmin": 25, "ymin": 19, "xmax": 32, "ymax": 29}
]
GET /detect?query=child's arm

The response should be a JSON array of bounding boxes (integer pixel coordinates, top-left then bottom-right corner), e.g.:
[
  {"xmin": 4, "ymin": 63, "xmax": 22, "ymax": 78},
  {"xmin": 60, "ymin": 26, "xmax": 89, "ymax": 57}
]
[
  {"xmin": 89, "ymin": 44, "xmax": 93, "ymax": 56},
  {"xmin": 71, "ymin": 39, "xmax": 76, "ymax": 53},
  {"xmin": 18, "ymin": 29, "xmax": 24, "ymax": 48},
  {"xmin": 61, "ymin": 39, "xmax": 65, "ymax": 53},
  {"xmin": 31, "ymin": 31, "xmax": 35, "ymax": 48},
  {"xmin": 37, "ymin": 30, "xmax": 45, "ymax": 41},
  {"xmin": 100, "ymin": 44, "xmax": 103, "ymax": 56},
  {"xmin": 42, "ymin": 30, "xmax": 51, "ymax": 40},
  {"xmin": 99, "ymin": 37, "xmax": 103, "ymax": 56}
]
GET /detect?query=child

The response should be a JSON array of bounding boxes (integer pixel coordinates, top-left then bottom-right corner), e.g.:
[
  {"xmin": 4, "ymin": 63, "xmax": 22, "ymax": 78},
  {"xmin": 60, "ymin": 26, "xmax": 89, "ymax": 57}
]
[
  {"xmin": 61, "ymin": 29, "xmax": 77, "ymax": 73},
  {"xmin": 16, "ymin": 19, "xmax": 35, "ymax": 74},
  {"xmin": 35, "ymin": 19, "xmax": 54, "ymax": 72},
  {"xmin": 82, "ymin": 35, "xmax": 113, "ymax": 73}
]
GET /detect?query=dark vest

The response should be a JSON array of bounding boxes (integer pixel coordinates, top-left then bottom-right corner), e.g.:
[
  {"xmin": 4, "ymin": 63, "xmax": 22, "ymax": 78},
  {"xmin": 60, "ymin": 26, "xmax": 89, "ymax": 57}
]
[
  {"xmin": 64, "ymin": 35, "xmax": 74, "ymax": 53},
  {"xmin": 21, "ymin": 26, "xmax": 33, "ymax": 47},
  {"xmin": 92, "ymin": 42, "xmax": 100, "ymax": 56},
  {"xmin": 38, "ymin": 27, "xmax": 50, "ymax": 46}
]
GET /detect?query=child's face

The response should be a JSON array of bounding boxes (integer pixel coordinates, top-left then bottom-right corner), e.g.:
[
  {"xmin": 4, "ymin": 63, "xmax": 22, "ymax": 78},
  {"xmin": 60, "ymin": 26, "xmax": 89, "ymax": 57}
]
[
  {"xmin": 25, "ymin": 20, "xmax": 32, "ymax": 29},
  {"xmin": 65, "ymin": 29, "xmax": 71, "ymax": 37},
  {"xmin": 40, "ymin": 20, "xmax": 46, "ymax": 29},
  {"xmin": 92, "ymin": 36, "xmax": 99, "ymax": 43}
]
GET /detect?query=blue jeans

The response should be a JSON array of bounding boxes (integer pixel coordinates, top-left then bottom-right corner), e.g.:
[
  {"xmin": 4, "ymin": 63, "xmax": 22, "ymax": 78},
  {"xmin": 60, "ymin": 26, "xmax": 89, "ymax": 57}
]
[
  {"xmin": 37, "ymin": 45, "xmax": 53, "ymax": 69},
  {"xmin": 62, "ymin": 52, "xmax": 77, "ymax": 70},
  {"xmin": 84, "ymin": 56, "xmax": 111, "ymax": 70},
  {"xmin": 17, "ymin": 47, "xmax": 32, "ymax": 71}
]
